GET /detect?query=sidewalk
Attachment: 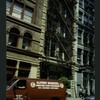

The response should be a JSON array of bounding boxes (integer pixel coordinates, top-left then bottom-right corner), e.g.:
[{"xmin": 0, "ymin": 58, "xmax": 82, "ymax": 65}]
[{"xmin": 67, "ymin": 97, "xmax": 83, "ymax": 100}]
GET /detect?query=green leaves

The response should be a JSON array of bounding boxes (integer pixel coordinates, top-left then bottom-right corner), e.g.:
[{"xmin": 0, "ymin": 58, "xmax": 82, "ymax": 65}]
[{"xmin": 59, "ymin": 76, "xmax": 71, "ymax": 88}]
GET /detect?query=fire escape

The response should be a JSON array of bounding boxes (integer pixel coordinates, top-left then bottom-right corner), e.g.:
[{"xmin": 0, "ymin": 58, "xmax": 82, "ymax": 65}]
[
  {"xmin": 40, "ymin": 0, "xmax": 77, "ymax": 79},
  {"xmin": 45, "ymin": 0, "xmax": 76, "ymax": 64}
]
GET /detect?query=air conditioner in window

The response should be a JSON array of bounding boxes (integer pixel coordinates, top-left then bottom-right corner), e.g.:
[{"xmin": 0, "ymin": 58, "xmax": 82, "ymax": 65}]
[
  {"xmin": 8, "ymin": 41, "xmax": 13, "ymax": 46},
  {"xmin": 63, "ymin": 33, "xmax": 66, "ymax": 38},
  {"xmin": 77, "ymin": 57, "xmax": 81, "ymax": 60},
  {"xmin": 8, "ymin": 42, "xmax": 12, "ymax": 45},
  {"xmin": 24, "ymin": 46, "xmax": 31, "ymax": 51}
]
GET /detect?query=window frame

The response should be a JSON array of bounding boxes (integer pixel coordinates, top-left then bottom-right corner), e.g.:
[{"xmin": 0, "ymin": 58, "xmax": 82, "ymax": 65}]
[
  {"xmin": 22, "ymin": 32, "xmax": 33, "ymax": 50},
  {"xmin": 8, "ymin": 28, "xmax": 20, "ymax": 47},
  {"xmin": 6, "ymin": 0, "xmax": 35, "ymax": 24}
]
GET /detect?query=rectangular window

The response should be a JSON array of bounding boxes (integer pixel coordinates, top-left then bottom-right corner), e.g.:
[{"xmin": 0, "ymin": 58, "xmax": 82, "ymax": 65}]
[
  {"xmin": 79, "ymin": 0, "xmax": 83, "ymax": 6},
  {"xmin": 12, "ymin": 2, "xmax": 23, "ymax": 18},
  {"xmin": 7, "ymin": 59, "xmax": 17, "ymax": 81},
  {"xmin": 78, "ymin": 30, "xmax": 82, "ymax": 44},
  {"xmin": 89, "ymin": 18, "xmax": 93, "ymax": 25},
  {"xmin": 89, "ymin": 35, "xmax": 93, "ymax": 46},
  {"xmin": 50, "ymin": 41, "xmax": 56, "ymax": 57},
  {"xmin": 83, "ymin": 51, "xmax": 88, "ymax": 65},
  {"xmin": 78, "ymin": 11, "xmax": 83, "ymax": 23},
  {"xmin": 6, "ymin": 0, "xmax": 35, "ymax": 24},
  {"xmin": 16, "ymin": 80, "xmax": 26, "ymax": 89},
  {"xmin": 77, "ymin": 49, "xmax": 82, "ymax": 64},
  {"xmin": 84, "ymin": 15, "xmax": 88, "ymax": 22},
  {"xmin": 61, "ymin": 27, "xmax": 66, "ymax": 38},
  {"xmin": 6, "ymin": 0, "xmax": 11, "ymax": 14},
  {"xmin": 58, "ymin": 48, "xmax": 63, "ymax": 60},
  {"xmin": 83, "ymin": 32, "xmax": 89, "ymax": 46},
  {"xmin": 78, "ymin": 38, "xmax": 82, "ymax": 44},
  {"xmin": 89, "ymin": 52, "xmax": 93, "ymax": 66},
  {"xmin": 23, "ymin": 7, "xmax": 33, "ymax": 23},
  {"xmin": 18, "ymin": 62, "xmax": 31, "ymax": 77}
]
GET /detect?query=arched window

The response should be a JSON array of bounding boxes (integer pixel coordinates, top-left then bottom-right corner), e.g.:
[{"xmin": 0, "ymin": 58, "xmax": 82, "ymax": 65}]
[
  {"xmin": 22, "ymin": 33, "xmax": 32, "ymax": 50},
  {"xmin": 8, "ymin": 28, "xmax": 20, "ymax": 47}
]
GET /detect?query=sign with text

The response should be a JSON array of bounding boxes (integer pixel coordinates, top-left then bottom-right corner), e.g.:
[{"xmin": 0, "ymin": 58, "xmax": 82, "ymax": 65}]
[{"xmin": 30, "ymin": 81, "xmax": 64, "ymax": 89}]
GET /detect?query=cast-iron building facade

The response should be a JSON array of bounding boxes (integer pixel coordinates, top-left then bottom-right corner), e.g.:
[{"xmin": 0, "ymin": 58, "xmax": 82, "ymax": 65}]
[{"xmin": 73, "ymin": 0, "xmax": 95, "ymax": 97}]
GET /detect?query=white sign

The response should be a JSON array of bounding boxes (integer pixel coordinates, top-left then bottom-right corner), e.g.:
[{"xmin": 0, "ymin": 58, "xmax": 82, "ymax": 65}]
[{"xmin": 30, "ymin": 81, "xmax": 64, "ymax": 89}]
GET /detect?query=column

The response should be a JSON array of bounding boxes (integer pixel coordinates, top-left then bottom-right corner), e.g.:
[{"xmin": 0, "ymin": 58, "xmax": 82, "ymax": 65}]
[
  {"xmin": 6, "ymin": 33, "xmax": 9, "ymax": 45},
  {"xmin": 81, "ymin": 50, "xmax": 83, "ymax": 65},
  {"xmin": 14, "ymin": 61, "xmax": 20, "ymax": 77},
  {"xmin": 87, "ymin": 71, "xmax": 90, "ymax": 95},
  {"xmin": 17, "ymin": 36, "xmax": 23, "ymax": 49}
]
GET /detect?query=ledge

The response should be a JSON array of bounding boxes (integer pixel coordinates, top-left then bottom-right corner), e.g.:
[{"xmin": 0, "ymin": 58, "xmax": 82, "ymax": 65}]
[
  {"xmin": 7, "ymin": 46, "xmax": 42, "ymax": 58},
  {"xmin": 6, "ymin": 15, "xmax": 41, "ymax": 33}
]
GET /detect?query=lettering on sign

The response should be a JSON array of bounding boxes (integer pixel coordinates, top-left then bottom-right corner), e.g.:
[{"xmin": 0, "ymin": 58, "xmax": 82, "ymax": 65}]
[
  {"xmin": 30, "ymin": 82, "xmax": 36, "ymax": 88},
  {"xmin": 60, "ymin": 83, "xmax": 64, "ymax": 88},
  {"xmin": 13, "ymin": 95, "xmax": 23, "ymax": 100},
  {"xmin": 30, "ymin": 81, "xmax": 64, "ymax": 89}
]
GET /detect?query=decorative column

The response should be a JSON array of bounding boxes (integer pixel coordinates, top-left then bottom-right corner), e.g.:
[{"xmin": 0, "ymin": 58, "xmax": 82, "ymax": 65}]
[
  {"xmin": 14, "ymin": 61, "xmax": 20, "ymax": 77},
  {"xmin": 17, "ymin": 36, "xmax": 23, "ymax": 49}
]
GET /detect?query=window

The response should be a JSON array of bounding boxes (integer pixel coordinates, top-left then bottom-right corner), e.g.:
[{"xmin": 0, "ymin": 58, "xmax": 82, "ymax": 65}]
[
  {"xmin": 84, "ymin": 14, "xmax": 88, "ymax": 22},
  {"xmin": 22, "ymin": 33, "xmax": 32, "ymax": 50},
  {"xmin": 44, "ymin": 37, "xmax": 50, "ymax": 56},
  {"xmin": 79, "ymin": 0, "xmax": 83, "ymax": 7},
  {"xmin": 6, "ymin": 0, "xmax": 34, "ymax": 23},
  {"xmin": 18, "ymin": 70, "xmax": 30, "ymax": 77},
  {"xmin": 89, "ymin": 16, "xmax": 93, "ymax": 25},
  {"xmin": 79, "ymin": 11, "xmax": 83, "ymax": 22},
  {"xmin": 50, "ymin": 40, "xmax": 56, "ymax": 57},
  {"xmin": 78, "ymin": 30, "xmax": 82, "ymax": 44},
  {"xmin": 7, "ymin": 59, "xmax": 17, "ymax": 81},
  {"xmin": 84, "ymin": 0, "xmax": 88, "ymax": 6},
  {"xmin": 83, "ymin": 51, "xmax": 88, "ymax": 65},
  {"xmin": 64, "ymin": 10, "xmax": 67, "ymax": 18},
  {"xmin": 6, "ymin": 0, "xmax": 11, "ymax": 14},
  {"xmin": 45, "ymin": 38, "xmax": 56, "ymax": 57},
  {"xmin": 77, "ymin": 49, "xmax": 82, "ymax": 64},
  {"xmin": 89, "ymin": 52, "xmax": 93, "ymax": 66},
  {"xmin": 89, "ymin": 35, "xmax": 93, "ymax": 47},
  {"xmin": 7, "ymin": 59, "xmax": 17, "ymax": 68},
  {"xmin": 15, "ymin": 80, "xmax": 26, "ymax": 89},
  {"xmin": 8, "ymin": 28, "xmax": 20, "ymax": 47},
  {"xmin": 18, "ymin": 62, "xmax": 31, "ymax": 77},
  {"xmin": 61, "ymin": 26, "xmax": 67, "ymax": 38},
  {"xmin": 23, "ymin": 7, "xmax": 33, "ymax": 23},
  {"xmin": 83, "ymin": 32, "xmax": 89, "ymax": 46},
  {"xmin": 12, "ymin": 2, "xmax": 23, "ymax": 18},
  {"xmin": 58, "ymin": 48, "xmax": 63, "ymax": 60},
  {"xmin": 19, "ymin": 62, "xmax": 31, "ymax": 69},
  {"xmin": 7, "ymin": 68, "xmax": 16, "ymax": 81}
]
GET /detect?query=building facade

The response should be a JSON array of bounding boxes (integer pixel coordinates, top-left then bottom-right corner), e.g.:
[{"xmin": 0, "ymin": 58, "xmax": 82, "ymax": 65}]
[
  {"xmin": 6, "ymin": 0, "xmax": 95, "ymax": 98},
  {"xmin": 6, "ymin": 0, "xmax": 43, "ymax": 80},
  {"xmin": 73, "ymin": 0, "xmax": 95, "ymax": 97}
]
